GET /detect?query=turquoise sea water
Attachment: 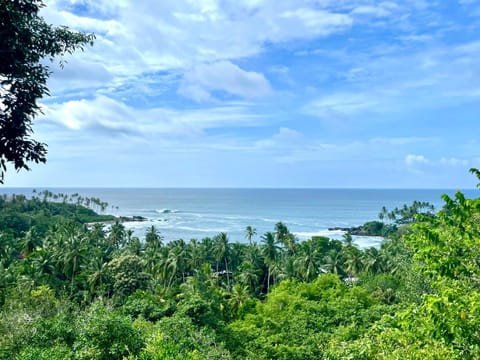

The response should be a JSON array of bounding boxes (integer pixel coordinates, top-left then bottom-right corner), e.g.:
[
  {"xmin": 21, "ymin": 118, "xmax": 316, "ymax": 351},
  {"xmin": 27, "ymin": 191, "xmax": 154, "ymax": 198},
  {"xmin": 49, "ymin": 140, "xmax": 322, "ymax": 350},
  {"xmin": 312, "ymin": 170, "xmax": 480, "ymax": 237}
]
[{"xmin": 2, "ymin": 188, "xmax": 478, "ymax": 248}]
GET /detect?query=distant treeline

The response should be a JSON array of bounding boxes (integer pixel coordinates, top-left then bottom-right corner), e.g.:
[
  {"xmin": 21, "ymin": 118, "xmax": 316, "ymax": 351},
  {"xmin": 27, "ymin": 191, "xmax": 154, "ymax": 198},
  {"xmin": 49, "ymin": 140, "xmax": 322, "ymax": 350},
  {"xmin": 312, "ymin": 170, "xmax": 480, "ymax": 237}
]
[{"xmin": 0, "ymin": 192, "xmax": 115, "ymax": 237}]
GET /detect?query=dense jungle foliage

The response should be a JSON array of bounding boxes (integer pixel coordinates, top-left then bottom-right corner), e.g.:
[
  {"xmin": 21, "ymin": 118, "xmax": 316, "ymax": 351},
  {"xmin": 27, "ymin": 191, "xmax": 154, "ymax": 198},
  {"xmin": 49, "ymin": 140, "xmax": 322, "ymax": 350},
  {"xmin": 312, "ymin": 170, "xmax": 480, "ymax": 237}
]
[{"xmin": 1, "ymin": 176, "xmax": 479, "ymax": 359}]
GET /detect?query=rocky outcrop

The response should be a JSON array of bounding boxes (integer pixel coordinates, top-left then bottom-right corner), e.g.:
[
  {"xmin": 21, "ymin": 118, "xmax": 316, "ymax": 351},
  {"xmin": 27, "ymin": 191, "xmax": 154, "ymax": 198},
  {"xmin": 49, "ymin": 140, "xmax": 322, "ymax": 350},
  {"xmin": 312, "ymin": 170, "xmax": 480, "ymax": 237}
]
[
  {"xmin": 117, "ymin": 215, "xmax": 147, "ymax": 222},
  {"xmin": 328, "ymin": 226, "xmax": 364, "ymax": 235}
]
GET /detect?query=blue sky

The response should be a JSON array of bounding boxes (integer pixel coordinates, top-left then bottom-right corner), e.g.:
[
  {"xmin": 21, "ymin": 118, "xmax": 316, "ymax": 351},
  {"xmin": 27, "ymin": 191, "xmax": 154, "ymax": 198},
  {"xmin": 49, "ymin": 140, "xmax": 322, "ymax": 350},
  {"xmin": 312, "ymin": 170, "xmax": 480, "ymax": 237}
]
[{"xmin": 6, "ymin": 0, "xmax": 480, "ymax": 188}]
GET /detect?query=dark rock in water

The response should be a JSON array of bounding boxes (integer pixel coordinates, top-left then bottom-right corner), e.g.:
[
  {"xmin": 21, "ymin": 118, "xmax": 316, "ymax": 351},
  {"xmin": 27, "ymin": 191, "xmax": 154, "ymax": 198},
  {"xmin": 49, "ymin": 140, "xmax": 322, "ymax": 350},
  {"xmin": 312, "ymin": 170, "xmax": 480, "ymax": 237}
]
[
  {"xmin": 87, "ymin": 215, "xmax": 148, "ymax": 227},
  {"xmin": 133, "ymin": 216, "xmax": 147, "ymax": 221},
  {"xmin": 118, "ymin": 215, "xmax": 147, "ymax": 222},
  {"xmin": 328, "ymin": 226, "xmax": 364, "ymax": 235},
  {"xmin": 328, "ymin": 222, "xmax": 386, "ymax": 236},
  {"xmin": 327, "ymin": 221, "xmax": 395, "ymax": 238}
]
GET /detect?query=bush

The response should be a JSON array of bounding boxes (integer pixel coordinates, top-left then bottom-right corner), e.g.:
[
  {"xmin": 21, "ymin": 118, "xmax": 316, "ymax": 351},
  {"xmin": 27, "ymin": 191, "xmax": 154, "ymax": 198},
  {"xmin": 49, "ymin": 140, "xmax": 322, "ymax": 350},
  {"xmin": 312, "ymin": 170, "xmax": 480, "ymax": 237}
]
[
  {"xmin": 122, "ymin": 290, "xmax": 175, "ymax": 322},
  {"xmin": 15, "ymin": 345, "xmax": 74, "ymax": 360},
  {"xmin": 137, "ymin": 314, "xmax": 231, "ymax": 360},
  {"xmin": 74, "ymin": 303, "xmax": 144, "ymax": 360}
]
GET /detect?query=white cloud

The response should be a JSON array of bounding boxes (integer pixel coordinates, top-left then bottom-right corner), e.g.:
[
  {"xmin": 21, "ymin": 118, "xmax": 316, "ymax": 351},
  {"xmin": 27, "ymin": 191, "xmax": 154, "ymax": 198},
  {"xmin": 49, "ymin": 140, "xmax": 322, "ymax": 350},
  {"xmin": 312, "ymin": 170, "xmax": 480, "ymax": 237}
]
[
  {"xmin": 404, "ymin": 155, "xmax": 470, "ymax": 169},
  {"xmin": 179, "ymin": 61, "xmax": 271, "ymax": 101},
  {"xmin": 275, "ymin": 127, "xmax": 302, "ymax": 141},
  {"xmin": 405, "ymin": 154, "xmax": 430, "ymax": 166},
  {"xmin": 440, "ymin": 157, "xmax": 469, "ymax": 167}
]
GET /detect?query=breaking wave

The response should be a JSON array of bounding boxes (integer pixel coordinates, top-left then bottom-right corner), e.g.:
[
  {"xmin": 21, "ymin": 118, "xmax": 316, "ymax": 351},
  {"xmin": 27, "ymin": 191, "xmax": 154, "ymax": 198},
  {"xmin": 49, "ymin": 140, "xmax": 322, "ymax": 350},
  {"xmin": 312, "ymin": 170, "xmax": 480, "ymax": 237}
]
[{"xmin": 156, "ymin": 209, "xmax": 180, "ymax": 214}]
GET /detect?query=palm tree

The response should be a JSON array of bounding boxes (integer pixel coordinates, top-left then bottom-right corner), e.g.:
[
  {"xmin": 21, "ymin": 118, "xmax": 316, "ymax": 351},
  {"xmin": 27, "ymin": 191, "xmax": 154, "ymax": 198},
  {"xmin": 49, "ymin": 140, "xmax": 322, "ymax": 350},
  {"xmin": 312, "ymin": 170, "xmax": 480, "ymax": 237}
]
[
  {"xmin": 229, "ymin": 242, "xmax": 245, "ymax": 279},
  {"xmin": 388, "ymin": 210, "xmax": 397, "ymax": 223},
  {"xmin": 380, "ymin": 237, "xmax": 411, "ymax": 275},
  {"xmin": 185, "ymin": 239, "xmax": 206, "ymax": 271},
  {"xmin": 145, "ymin": 225, "xmax": 163, "ymax": 251},
  {"xmin": 20, "ymin": 228, "xmax": 41, "ymax": 256},
  {"xmin": 341, "ymin": 233, "xmax": 362, "ymax": 279},
  {"xmin": 51, "ymin": 224, "xmax": 89, "ymax": 295},
  {"xmin": 200, "ymin": 237, "xmax": 215, "ymax": 266},
  {"xmin": 261, "ymin": 231, "xmax": 281, "ymax": 292},
  {"xmin": 281, "ymin": 255, "xmax": 297, "ymax": 280},
  {"xmin": 244, "ymin": 241, "xmax": 262, "ymax": 264},
  {"xmin": 29, "ymin": 249, "xmax": 56, "ymax": 286},
  {"xmin": 237, "ymin": 259, "xmax": 261, "ymax": 295},
  {"xmin": 213, "ymin": 232, "xmax": 230, "ymax": 286},
  {"xmin": 362, "ymin": 247, "xmax": 385, "ymax": 274},
  {"xmin": 164, "ymin": 239, "xmax": 188, "ymax": 287},
  {"xmin": 127, "ymin": 236, "xmax": 142, "ymax": 256},
  {"xmin": 89, "ymin": 223, "xmax": 106, "ymax": 248},
  {"xmin": 322, "ymin": 250, "xmax": 345, "ymax": 276},
  {"xmin": 126, "ymin": 229, "xmax": 134, "ymax": 243},
  {"xmin": 275, "ymin": 222, "xmax": 297, "ymax": 254},
  {"xmin": 344, "ymin": 252, "xmax": 363, "ymax": 278},
  {"xmin": 275, "ymin": 222, "xmax": 288, "ymax": 244},
  {"xmin": 245, "ymin": 226, "xmax": 257, "ymax": 245},
  {"xmin": 294, "ymin": 241, "xmax": 321, "ymax": 282},
  {"xmin": 227, "ymin": 284, "xmax": 250, "ymax": 317},
  {"xmin": 108, "ymin": 221, "xmax": 126, "ymax": 250},
  {"xmin": 143, "ymin": 244, "xmax": 166, "ymax": 279},
  {"xmin": 87, "ymin": 256, "xmax": 110, "ymax": 297},
  {"xmin": 379, "ymin": 206, "xmax": 388, "ymax": 223},
  {"xmin": 342, "ymin": 232, "xmax": 355, "ymax": 248}
]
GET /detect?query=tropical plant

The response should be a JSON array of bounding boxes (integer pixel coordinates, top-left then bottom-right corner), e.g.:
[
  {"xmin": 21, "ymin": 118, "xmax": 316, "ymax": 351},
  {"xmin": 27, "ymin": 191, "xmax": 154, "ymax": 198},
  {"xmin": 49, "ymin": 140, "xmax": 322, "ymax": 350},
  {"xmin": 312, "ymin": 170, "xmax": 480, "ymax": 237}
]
[
  {"xmin": 245, "ymin": 226, "xmax": 257, "ymax": 245},
  {"xmin": 213, "ymin": 232, "xmax": 231, "ymax": 286},
  {"xmin": 260, "ymin": 232, "xmax": 281, "ymax": 292}
]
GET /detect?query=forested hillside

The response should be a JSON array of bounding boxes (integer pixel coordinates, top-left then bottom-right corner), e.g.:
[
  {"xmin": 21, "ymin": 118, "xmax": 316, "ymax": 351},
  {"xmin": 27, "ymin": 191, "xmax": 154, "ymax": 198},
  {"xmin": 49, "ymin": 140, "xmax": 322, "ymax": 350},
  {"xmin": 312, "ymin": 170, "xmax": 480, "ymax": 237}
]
[{"xmin": 0, "ymin": 180, "xmax": 479, "ymax": 359}]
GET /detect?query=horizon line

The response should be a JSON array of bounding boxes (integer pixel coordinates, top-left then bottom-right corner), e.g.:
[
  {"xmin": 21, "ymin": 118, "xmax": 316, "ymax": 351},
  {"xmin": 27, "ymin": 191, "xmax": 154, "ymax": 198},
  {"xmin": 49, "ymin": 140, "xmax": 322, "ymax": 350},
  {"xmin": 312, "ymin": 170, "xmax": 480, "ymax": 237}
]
[{"xmin": 1, "ymin": 186, "xmax": 477, "ymax": 191}]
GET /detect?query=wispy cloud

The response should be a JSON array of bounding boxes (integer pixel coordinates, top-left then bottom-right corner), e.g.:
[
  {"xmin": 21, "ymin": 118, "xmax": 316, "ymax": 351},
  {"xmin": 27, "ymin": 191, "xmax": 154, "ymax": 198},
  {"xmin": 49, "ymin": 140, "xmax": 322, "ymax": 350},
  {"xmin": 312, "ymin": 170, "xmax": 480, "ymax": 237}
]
[
  {"xmin": 40, "ymin": 95, "xmax": 268, "ymax": 138},
  {"xmin": 440, "ymin": 157, "xmax": 469, "ymax": 167},
  {"xmin": 304, "ymin": 92, "xmax": 381, "ymax": 117},
  {"xmin": 350, "ymin": 4, "xmax": 394, "ymax": 17}
]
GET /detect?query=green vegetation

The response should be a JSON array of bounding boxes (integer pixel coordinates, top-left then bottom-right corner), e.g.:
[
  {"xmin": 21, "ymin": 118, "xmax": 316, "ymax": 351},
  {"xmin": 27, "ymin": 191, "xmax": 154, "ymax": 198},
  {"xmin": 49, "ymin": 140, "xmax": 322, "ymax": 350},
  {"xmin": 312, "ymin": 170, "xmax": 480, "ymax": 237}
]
[
  {"xmin": 1, "ymin": 175, "xmax": 480, "ymax": 359},
  {"xmin": 0, "ymin": 191, "xmax": 114, "ymax": 238}
]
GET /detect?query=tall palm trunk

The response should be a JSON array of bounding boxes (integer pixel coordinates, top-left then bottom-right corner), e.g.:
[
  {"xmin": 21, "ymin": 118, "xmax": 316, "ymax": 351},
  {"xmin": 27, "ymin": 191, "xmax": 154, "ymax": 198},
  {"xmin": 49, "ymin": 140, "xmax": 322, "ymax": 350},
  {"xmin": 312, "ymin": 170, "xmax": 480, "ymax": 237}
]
[
  {"xmin": 267, "ymin": 266, "xmax": 271, "ymax": 293},
  {"xmin": 71, "ymin": 256, "xmax": 77, "ymax": 295},
  {"xmin": 225, "ymin": 257, "xmax": 230, "ymax": 287}
]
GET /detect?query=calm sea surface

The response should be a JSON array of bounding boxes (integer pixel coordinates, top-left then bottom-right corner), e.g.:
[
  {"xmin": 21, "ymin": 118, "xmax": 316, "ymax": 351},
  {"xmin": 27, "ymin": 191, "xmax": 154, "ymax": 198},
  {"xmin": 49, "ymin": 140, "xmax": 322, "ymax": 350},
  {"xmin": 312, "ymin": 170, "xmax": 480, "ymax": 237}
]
[{"xmin": 2, "ymin": 188, "xmax": 478, "ymax": 248}]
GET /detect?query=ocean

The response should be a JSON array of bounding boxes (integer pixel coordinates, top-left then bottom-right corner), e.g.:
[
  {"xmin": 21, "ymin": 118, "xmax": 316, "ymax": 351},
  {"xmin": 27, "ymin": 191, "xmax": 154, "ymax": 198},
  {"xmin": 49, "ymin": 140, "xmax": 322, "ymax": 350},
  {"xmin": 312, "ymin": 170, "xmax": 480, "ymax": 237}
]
[{"xmin": 2, "ymin": 188, "xmax": 478, "ymax": 248}]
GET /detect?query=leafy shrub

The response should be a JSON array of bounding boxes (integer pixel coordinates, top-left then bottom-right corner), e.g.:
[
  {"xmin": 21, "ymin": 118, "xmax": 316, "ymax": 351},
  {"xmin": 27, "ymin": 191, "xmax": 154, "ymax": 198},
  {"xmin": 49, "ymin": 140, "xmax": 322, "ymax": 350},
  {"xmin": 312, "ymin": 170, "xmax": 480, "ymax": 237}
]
[{"xmin": 74, "ymin": 303, "xmax": 144, "ymax": 360}]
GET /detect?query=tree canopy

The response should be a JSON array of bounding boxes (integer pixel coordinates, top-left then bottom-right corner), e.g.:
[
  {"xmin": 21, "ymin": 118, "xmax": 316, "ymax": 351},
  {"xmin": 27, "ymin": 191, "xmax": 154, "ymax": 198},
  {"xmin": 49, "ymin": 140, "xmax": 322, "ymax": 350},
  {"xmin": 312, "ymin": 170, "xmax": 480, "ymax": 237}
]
[{"xmin": 0, "ymin": 0, "xmax": 94, "ymax": 183}]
